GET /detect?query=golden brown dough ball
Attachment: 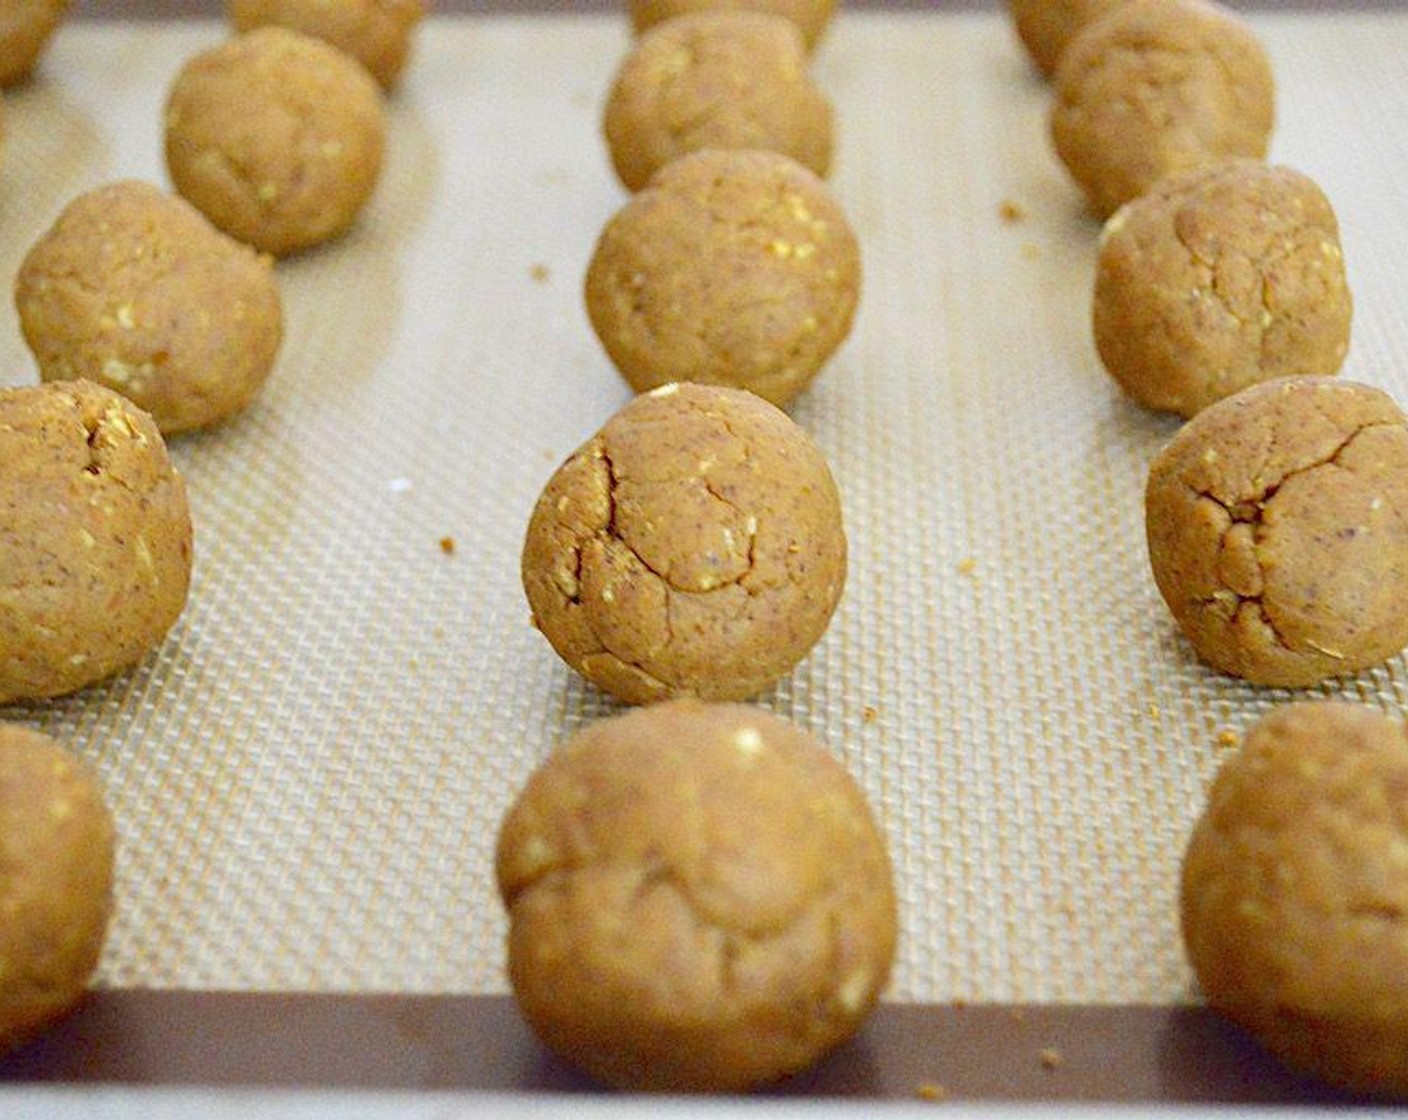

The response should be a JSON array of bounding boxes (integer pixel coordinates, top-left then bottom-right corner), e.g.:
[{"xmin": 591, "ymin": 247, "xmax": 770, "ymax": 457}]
[
  {"xmin": 604, "ymin": 11, "xmax": 832, "ymax": 193},
  {"xmin": 227, "ymin": 0, "xmax": 425, "ymax": 90},
  {"xmin": 0, "ymin": 381, "xmax": 192, "ymax": 704},
  {"xmin": 586, "ymin": 148, "xmax": 860, "ymax": 407},
  {"xmin": 0, "ymin": 724, "xmax": 115, "ymax": 1052},
  {"xmin": 1094, "ymin": 161, "xmax": 1351, "ymax": 418},
  {"xmin": 1145, "ymin": 377, "xmax": 1408, "ymax": 688},
  {"xmin": 0, "ymin": 0, "xmax": 68, "ymax": 87},
  {"xmin": 521, "ymin": 382, "xmax": 846, "ymax": 705},
  {"xmin": 164, "ymin": 27, "xmax": 386, "ymax": 257},
  {"xmin": 496, "ymin": 699, "xmax": 897, "ymax": 1091},
  {"xmin": 16, "ymin": 180, "xmax": 284, "ymax": 435},
  {"xmin": 1007, "ymin": 0, "xmax": 1123, "ymax": 77},
  {"xmin": 1183, "ymin": 701, "xmax": 1408, "ymax": 1098},
  {"xmin": 1050, "ymin": 0, "xmax": 1275, "ymax": 219},
  {"xmin": 628, "ymin": 0, "xmax": 835, "ymax": 53}
]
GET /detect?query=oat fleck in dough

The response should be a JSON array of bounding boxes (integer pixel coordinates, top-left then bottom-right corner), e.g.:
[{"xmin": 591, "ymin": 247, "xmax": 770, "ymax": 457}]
[
  {"xmin": 628, "ymin": 0, "xmax": 835, "ymax": 52},
  {"xmin": 0, "ymin": 381, "xmax": 192, "ymax": 704},
  {"xmin": 586, "ymin": 149, "xmax": 860, "ymax": 407},
  {"xmin": 16, "ymin": 180, "xmax": 284, "ymax": 435},
  {"xmin": 1007, "ymin": 0, "xmax": 1123, "ymax": 78},
  {"xmin": 0, "ymin": 725, "xmax": 114, "ymax": 1052},
  {"xmin": 521, "ymin": 383, "xmax": 846, "ymax": 704},
  {"xmin": 228, "ymin": 0, "xmax": 426, "ymax": 91},
  {"xmin": 605, "ymin": 12, "xmax": 832, "ymax": 193},
  {"xmin": 1095, "ymin": 161, "xmax": 1351, "ymax": 419},
  {"xmin": 1182, "ymin": 701, "xmax": 1408, "ymax": 1098},
  {"xmin": 164, "ymin": 26, "xmax": 386, "ymax": 257},
  {"xmin": 1050, "ymin": 0, "xmax": 1275, "ymax": 219},
  {"xmin": 0, "ymin": 0, "xmax": 68, "ymax": 86},
  {"xmin": 1145, "ymin": 377, "xmax": 1408, "ymax": 688},
  {"xmin": 496, "ymin": 700, "xmax": 897, "ymax": 1091}
]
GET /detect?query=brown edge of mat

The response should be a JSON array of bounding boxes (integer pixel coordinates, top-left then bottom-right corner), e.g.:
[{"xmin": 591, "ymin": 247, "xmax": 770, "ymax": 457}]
[{"xmin": 0, "ymin": 993, "xmax": 1377, "ymax": 1103}]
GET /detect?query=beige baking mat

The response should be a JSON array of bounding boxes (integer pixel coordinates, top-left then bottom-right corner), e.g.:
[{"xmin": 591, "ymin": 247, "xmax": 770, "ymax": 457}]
[{"xmin": 1, "ymin": 8, "xmax": 1407, "ymax": 1004}]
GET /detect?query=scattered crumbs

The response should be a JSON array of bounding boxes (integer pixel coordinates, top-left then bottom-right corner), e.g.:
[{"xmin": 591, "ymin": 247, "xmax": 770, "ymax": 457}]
[
  {"xmin": 387, "ymin": 477, "xmax": 413, "ymax": 494},
  {"xmin": 1217, "ymin": 729, "xmax": 1240, "ymax": 748},
  {"xmin": 538, "ymin": 168, "xmax": 568, "ymax": 186},
  {"xmin": 998, "ymin": 198, "xmax": 1027, "ymax": 223},
  {"xmin": 543, "ymin": 448, "xmax": 557, "ymax": 462},
  {"xmin": 439, "ymin": 536, "xmax": 456, "ymax": 555},
  {"xmin": 1147, "ymin": 702, "xmax": 1161, "ymax": 720},
  {"xmin": 1020, "ymin": 242, "xmax": 1041, "ymax": 260},
  {"xmin": 570, "ymin": 89, "xmax": 590, "ymax": 108},
  {"xmin": 432, "ymin": 626, "xmax": 446, "ymax": 640},
  {"xmin": 953, "ymin": 998, "xmax": 968, "ymax": 1010},
  {"xmin": 957, "ymin": 557, "xmax": 977, "ymax": 576},
  {"xmin": 529, "ymin": 262, "xmax": 550, "ymax": 284},
  {"xmin": 862, "ymin": 705, "xmax": 878, "ymax": 724},
  {"xmin": 1038, "ymin": 1047, "xmax": 1064, "ymax": 1071},
  {"xmin": 915, "ymin": 1082, "xmax": 949, "ymax": 1102},
  {"xmin": 408, "ymin": 657, "xmax": 420, "ymax": 671}
]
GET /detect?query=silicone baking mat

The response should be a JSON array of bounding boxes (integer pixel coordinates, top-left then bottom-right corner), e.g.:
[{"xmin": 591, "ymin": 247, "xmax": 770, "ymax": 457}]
[{"xmin": 1, "ymin": 1, "xmax": 1407, "ymax": 1100}]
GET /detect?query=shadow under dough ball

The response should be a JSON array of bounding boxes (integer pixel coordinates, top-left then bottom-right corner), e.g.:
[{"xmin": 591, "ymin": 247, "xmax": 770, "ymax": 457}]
[
  {"xmin": 521, "ymin": 382, "xmax": 846, "ymax": 705},
  {"xmin": 604, "ymin": 11, "xmax": 833, "ymax": 193},
  {"xmin": 16, "ymin": 179, "xmax": 284, "ymax": 435},
  {"xmin": 1183, "ymin": 701, "xmax": 1408, "ymax": 1098},
  {"xmin": 227, "ymin": 0, "xmax": 426, "ymax": 91},
  {"xmin": 586, "ymin": 148, "xmax": 860, "ymax": 407},
  {"xmin": 1095, "ymin": 161, "xmax": 1351, "ymax": 419},
  {"xmin": 0, "ymin": 381, "xmax": 192, "ymax": 704},
  {"xmin": 496, "ymin": 699, "xmax": 897, "ymax": 1092},
  {"xmin": 1006, "ymin": 0, "xmax": 1123, "ymax": 78},
  {"xmin": 164, "ymin": 26, "xmax": 386, "ymax": 257},
  {"xmin": 0, "ymin": 725, "xmax": 114, "ymax": 1053},
  {"xmin": 1051, "ymin": 0, "xmax": 1275, "ymax": 219},
  {"xmin": 0, "ymin": 0, "xmax": 68, "ymax": 87},
  {"xmin": 1145, "ymin": 377, "xmax": 1408, "ymax": 688},
  {"xmin": 627, "ymin": 0, "xmax": 836, "ymax": 52}
]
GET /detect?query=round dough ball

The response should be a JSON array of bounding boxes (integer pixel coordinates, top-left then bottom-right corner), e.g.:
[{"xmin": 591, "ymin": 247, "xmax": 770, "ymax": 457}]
[
  {"xmin": 0, "ymin": 724, "xmax": 114, "ymax": 1052},
  {"xmin": 604, "ymin": 11, "xmax": 833, "ymax": 193},
  {"xmin": 0, "ymin": 381, "xmax": 192, "ymax": 704},
  {"xmin": 16, "ymin": 180, "xmax": 284, "ymax": 435},
  {"xmin": 628, "ymin": 0, "xmax": 835, "ymax": 52},
  {"xmin": 1145, "ymin": 377, "xmax": 1408, "ymax": 688},
  {"xmin": 1182, "ymin": 701, "xmax": 1408, "ymax": 1098},
  {"xmin": 496, "ymin": 699, "xmax": 897, "ymax": 1091},
  {"xmin": 521, "ymin": 382, "xmax": 846, "ymax": 705},
  {"xmin": 1050, "ymin": 0, "xmax": 1275, "ymax": 219},
  {"xmin": 585, "ymin": 149, "xmax": 860, "ymax": 407},
  {"xmin": 1095, "ymin": 161, "xmax": 1351, "ymax": 419},
  {"xmin": 164, "ymin": 26, "xmax": 386, "ymax": 257},
  {"xmin": 1007, "ymin": 0, "xmax": 1123, "ymax": 78},
  {"xmin": 0, "ymin": 0, "xmax": 68, "ymax": 87},
  {"xmin": 227, "ymin": 0, "xmax": 425, "ymax": 90}
]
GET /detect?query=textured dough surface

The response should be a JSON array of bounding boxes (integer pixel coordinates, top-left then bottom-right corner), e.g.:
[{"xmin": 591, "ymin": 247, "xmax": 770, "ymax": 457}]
[
  {"xmin": 521, "ymin": 382, "xmax": 846, "ymax": 704},
  {"xmin": 16, "ymin": 179, "xmax": 284, "ymax": 434},
  {"xmin": 0, "ymin": 0, "xmax": 67, "ymax": 86},
  {"xmin": 0, "ymin": 723, "xmax": 114, "ymax": 1052},
  {"xmin": 1145, "ymin": 377, "xmax": 1408, "ymax": 687},
  {"xmin": 1007, "ymin": 0, "xmax": 1122, "ymax": 77},
  {"xmin": 627, "ymin": 0, "xmax": 835, "ymax": 51},
  {"xmin": 227, "ymin": 0, "xmax": 425, "ymax": 90},
  {"xmin": 1183, "ymin": 701, "xmax": 1408, "ymax": 1098},
  {"xmin": 1095, "ymin": 161, "xmax": 1351, "ymax": 418},
  {"xmin": 496, "ymin": 699, "xmax": 897, "ymax": 1091}
]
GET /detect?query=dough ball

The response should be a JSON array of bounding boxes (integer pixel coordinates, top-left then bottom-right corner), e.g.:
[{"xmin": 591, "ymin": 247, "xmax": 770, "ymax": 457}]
[
  {"xmin": 1007, "ymin": 0, "xmax": 1122, "ymax": 78},
  {"xmin": 227, "ymin": 0, "xmax": 425, "ymax": 90},
  {"xmin": 521, "ymin": 382, "xmax": 846, "ymax": 705},
  {"xmin": 585, "ymin": 148, "xmax": 860, "ymax": 406},
  {"xmin": 0, "ymin": 381, "xmax": 193, "ymax": 704},
  {"xmin": 1145, "ymin": 377, "xmax": 1408, "ymax": 688},
  {"xmin": 0, "ymin": 0, "xmax": 68, "ymax": 87},
  {"xmin": 604, "ymin": 11, "xmax": 832, "ymax": 193},
  {"xmin": 16, "ymin": 180, "xmax": 284, "ymax": 435},
  {"xmin": 1050, "ymin": 0, "xmax": 1275, "ymax": 219},
  {"xmin": 1182, "ymin": 701, "xmax": 1408, "ymax": 1098},
  {"xmin": 1094, "ymin": 161, "xmax": 1351, "ymax": 418},
  {"xmin": 0, "ymin": 725, "xmax": 114, "ymax": 1052},
  {"xmin": 164, "ymin": 26, "xmax": 386, "ymax": 257},
  {"xmin": 496, "ymin": 699, "xmax": 897, "ymax": 1091},
  {"xmin": 627, "ymin": 0, "xmax": 835, "ymax": 52}
]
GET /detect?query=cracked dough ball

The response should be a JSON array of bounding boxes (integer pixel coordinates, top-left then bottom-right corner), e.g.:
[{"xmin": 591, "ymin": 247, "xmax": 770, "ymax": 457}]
[
  {"xmin": 1095, "ymin": 161, "xmax": 1351, "ymax": 419},
  {"xmin": 1182, "ymin": 701, "xmax": 1408, "ymax": 1098},
  {"xmin": 0, "ymin": 0, "xmax": 68, "ymax": 87},
  {"xmin": 1145, "ymin": 377, "xmax": 1408, "ymax": 688},
  {"xmin": 0, "ymin": 724, "xmax": 114, "ymax": 1053},
  {"xmin": 585, "ymin": 149, "xmax": 860, "ymax": 407},
  {"xmin": 521, "ymin": 382, "xmax": 846, "ymax": 704},
  {"xmin": 16, "ymin": 180, "xmax": 284, "ymax": 435},
  {"xmin": 628, "ymin": 0, "xmax": 835, "ymax": 52},
  {"xmin": 164, "ymin": 26, "xmax": 386, "ymax": 257},
  {"xmin": 1007, "ymin": 0, "xmax": 1123, "ymax": 78},
  {"xmin": 1050, "ymin": 0, "xmax": 1275, "ymax": 219},
  {"xmin": 604, "ymin": 11, "xmax": 832, "ymax": 193},
  {"xmin": 228, "ymin": 0, "xmax": 425, "ymax": 90},
  {"xmin": 0, "ymin": 381, "xmax": 192, "ymax": 704},
  {"xmin": 496, "ymin": 699, "xmax": 897, "ymax": 1091}
]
